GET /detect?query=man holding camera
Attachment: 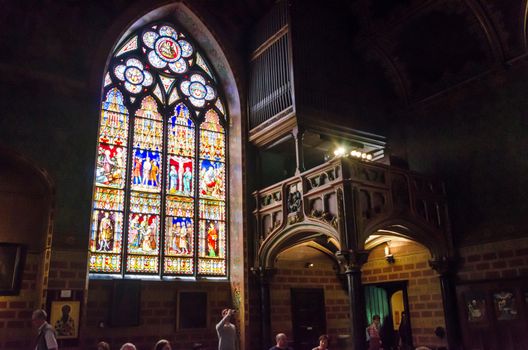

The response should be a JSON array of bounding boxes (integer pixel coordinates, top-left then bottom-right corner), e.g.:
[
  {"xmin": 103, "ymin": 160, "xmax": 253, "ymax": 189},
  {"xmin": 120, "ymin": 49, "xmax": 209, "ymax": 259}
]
[{"xmin": 216, "ymin": 308, "xmax": 237, "ymax": 350}]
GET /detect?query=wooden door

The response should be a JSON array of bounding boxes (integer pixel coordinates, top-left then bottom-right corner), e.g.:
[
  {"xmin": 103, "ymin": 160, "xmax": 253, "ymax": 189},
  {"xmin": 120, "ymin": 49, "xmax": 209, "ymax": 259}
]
[{"xmin": 291, "ymin": 288, "xmax": 327, "ymax": 350}]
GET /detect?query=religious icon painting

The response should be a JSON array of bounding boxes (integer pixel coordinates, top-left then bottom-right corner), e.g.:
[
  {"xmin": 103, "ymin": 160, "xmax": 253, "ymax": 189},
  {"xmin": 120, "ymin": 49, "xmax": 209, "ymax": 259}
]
[
  {"xmin": 199, "ymin": 159, "xmax": 225, "ymax": 200},
  {"xmin": 167, "ymin": 156, "xmax": 194, "ymax": 196},
  {"xmin": 165, "ymin": 216, "xmax": 194, "ymax": 256},
  {"xmin": 50, "ymin": 301, "xmax": 80, "ymax": 339},
  {"xmin": 90, "ymin": 210, "xmax": 123, "ymax": 254},
  {"xmin": 95, "ymin": 144, "xmax": 127, "ymax": 189},
  {"xmin": 130, "ymin": 149, "xmax": 162, "ymax": 191},
  {"xmin": 127, "ymin": 213, "xmax": 160, "ymax": 255},
  {"xmin": 464, "ymin": 292, "xmax": 486, "ymax": 323},
  {"xmin": 493, "ymin": 291, "xmax": 518, "ymax": 320}
]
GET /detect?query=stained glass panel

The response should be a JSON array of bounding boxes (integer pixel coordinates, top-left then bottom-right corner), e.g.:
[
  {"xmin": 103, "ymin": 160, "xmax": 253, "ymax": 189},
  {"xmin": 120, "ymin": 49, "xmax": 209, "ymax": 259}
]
[
  {"xmin": 167, "ymin": 156, "xmax": 194, "ymax": 196},
  {"xmin": 130, "ymin": 192, "xmax": 161, "ymax": 214},
  {"xmin": 90, "ymin": 210, "xmax": 123, "ymax": 254},
  {"xmin": 131, "ymin": 149, "xmax": 162, "ymax": 192},
  {"xmin": 164, "ymin": 257, "xmax": 193, "ymax": 275},
  {"xmin": 94, "ymin": 187, "xmax": 124, "ymax": 211},
  {"xmin": 127, "ymin": 213, "xmax": 160, "ymax": 255},
  {"xmin": 165, "ymin": 216, "xmax": 194, "ymax": 256},
  {"xmin": 166, "ymin": 196, "xmax": 194, "ymax": 217},
  {"xmin": 199, "ymin": 199, "xmax": 226, "ymax": 221},
  {"xmin": 91, "ymin": 21, "xmax": 228, "ymax": 277},
  {"xmin": 199, "ymin": 160, "xmax": 225, "ymax": 200},
  {"xmin": 95, "ymin": 144, "xmax": 127, "ymax": 189}
]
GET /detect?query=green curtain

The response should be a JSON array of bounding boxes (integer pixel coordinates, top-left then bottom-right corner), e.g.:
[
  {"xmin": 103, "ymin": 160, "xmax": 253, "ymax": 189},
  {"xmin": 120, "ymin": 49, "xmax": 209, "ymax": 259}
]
[{"xmin": 365, "ymin": 286, "xmax": 389, "ymax": 326}]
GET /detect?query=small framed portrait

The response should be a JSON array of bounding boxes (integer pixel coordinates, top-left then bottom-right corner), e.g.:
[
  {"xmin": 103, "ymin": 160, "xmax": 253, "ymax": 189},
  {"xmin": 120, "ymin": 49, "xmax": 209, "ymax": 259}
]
[
  {"xmin": 50, "ymin": 301, "xmax": 80, "ymax": 339},
  {"xmin": 493, "ymin": 291, "xmax": 518, "ymax": 321},
  {"xmin": 464, "ymin": 292, "xmax": 486, "ymax": 323},
  {"xmin": 0, "ymin": 243, "xmax": 26, "ymax": 296}
]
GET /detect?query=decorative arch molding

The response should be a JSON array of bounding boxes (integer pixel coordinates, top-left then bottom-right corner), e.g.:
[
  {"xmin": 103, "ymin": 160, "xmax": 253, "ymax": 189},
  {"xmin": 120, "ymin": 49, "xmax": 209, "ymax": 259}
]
[
  {"xmin": 360, "ymin": 215, "xmax": 449, "ymax": 258},
  {"xmin": 258, "ymin": 222, "xmax": 342, "ymax": 269},
  {"xmin": 463, "ymin": 0, "xmax": 505, "ymax": 63}
]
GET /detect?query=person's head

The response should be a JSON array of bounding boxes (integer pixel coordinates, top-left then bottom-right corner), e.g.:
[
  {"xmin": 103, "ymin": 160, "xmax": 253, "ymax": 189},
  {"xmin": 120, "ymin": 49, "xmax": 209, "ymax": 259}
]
[
  {"xmin": 154, "ymin": 339, "xmax": 171, "ymax": 350},
  {"xmin": 372, "ymin": 315, "xmax": 381, "ymax": 325},
  {"xmin": 318, "ymin": 334, "xmax": 329, "ymax": 349},
  {"xmin": 31, "ymin": 309, "xmax": 47, "ymax": 328},
  {"xmin": 221, "ymin": 308, "xmax": 235, "ymax": 320},
  {"xmin": 276, "ymin": 333, "xmax": 288, "ymax": 348},
  {"xmin": 61, "ymin": 304, "xmax": 71, "ymax": 316},
  {"xmin": 97, "ymin": 341, "xmax": 110, "ymax": 350},
  {"xmin": 120, "ymin": 343, "xmax": 136, "ymax": 350}
]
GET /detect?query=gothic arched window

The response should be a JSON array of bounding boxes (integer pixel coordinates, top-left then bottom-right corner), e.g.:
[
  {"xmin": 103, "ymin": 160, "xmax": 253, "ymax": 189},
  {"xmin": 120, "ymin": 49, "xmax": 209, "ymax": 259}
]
[{"xmin": 89, "ymin": 22, "xmax": 228, "ymax": 277}]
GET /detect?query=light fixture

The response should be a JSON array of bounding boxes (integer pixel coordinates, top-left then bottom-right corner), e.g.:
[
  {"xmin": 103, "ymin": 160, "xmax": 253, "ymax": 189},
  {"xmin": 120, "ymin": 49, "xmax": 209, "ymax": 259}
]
[
  {"xmin": 304, "ymin": 262, "xmax": 314, "ymax": 268},
  {"xmin": 334, "ymin": 147, "xmax": 346, "ymax": 157},
  {"xmin": 349, "ymin": 149, "xmax": 373, "ymax": 161},
  {"xmin": 384, "ymin": 243, "xmax": 395, "ymax": 264}
]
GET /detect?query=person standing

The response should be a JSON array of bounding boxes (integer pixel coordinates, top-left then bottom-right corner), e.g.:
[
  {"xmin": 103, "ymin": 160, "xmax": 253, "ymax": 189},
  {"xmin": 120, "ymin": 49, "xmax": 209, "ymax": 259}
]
[
  {"xmin": 269, "ymin": 333, "xmax": 293, "ymax": 350},
  {"xmin": 367, "ymin": 315, "xmax": 381, "ymax": 350},
  {"xmin": 32, "ymin": 309, "xmax": 58, "ymax": 350},
  {"xmin": 216, "ymin": 308, "xmax": 237, "ymax": 350},
  {"xmin": 398, "ymin": 311, "xmax": 412, "ymax": 350}
]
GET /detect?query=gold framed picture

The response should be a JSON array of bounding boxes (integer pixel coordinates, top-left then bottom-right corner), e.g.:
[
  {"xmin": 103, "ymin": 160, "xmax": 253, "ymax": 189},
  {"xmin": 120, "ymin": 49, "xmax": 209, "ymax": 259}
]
[{"xmin": 50, "ymin": 300, "xmax": 80, "ymax": 339}]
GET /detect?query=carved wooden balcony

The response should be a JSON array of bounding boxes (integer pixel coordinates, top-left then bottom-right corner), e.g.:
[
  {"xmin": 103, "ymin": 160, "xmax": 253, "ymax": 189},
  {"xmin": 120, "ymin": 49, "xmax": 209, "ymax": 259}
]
[{"xmin": 252, "ymin": 157, "xmax": 451, "ymax": 267}]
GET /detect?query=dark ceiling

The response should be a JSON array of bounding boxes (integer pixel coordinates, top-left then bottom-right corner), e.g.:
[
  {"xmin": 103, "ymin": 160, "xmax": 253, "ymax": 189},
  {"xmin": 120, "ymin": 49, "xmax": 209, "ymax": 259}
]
[{"xmin": 1, "ymin": 0, "xmax": 526, "ymax": 107}]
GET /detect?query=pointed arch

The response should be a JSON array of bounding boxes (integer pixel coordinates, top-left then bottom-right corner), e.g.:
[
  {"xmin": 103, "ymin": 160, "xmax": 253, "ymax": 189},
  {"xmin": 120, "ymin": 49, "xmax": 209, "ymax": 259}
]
[{"xmin": 89, "ymin": 11, "xmax": 235, "ymax": 278}]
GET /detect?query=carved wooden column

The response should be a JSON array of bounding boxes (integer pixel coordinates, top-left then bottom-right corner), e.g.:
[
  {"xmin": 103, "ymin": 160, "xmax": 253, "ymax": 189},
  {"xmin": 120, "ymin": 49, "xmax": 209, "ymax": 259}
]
[
  {"xmin": 336, "ymin": 249, "xmax": 369, "ymax": 350},
  {"xmin": 292, "ymin": 126, "xmax": 305, "ymax": 175},
  {"xmin": 429, "ymin": 256, "xmax": 462, "ymax": 350},
  {"xmin": 251, "ymin": 266, "xmax": 275, "ymax": 349}
]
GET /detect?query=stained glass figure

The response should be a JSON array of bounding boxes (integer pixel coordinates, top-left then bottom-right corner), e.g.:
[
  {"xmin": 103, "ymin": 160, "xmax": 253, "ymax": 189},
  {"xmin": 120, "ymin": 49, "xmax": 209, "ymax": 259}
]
[
  {"xmin": 199, "ymin": 160, "xmax": 225, "ymax": 200},
  {"xmin": 165, "ymin": 216, "xmax": 194, "ymax": 256},
  {"xmin": 131, "ymin": 149, "xmax": 162, "ymax": 192},
  {"xmin": 90, "ymin": 21, "xmax": 228, "ymax": 277},
  {"xmin": 90, "ymin": 210, "xmax": 123, "ymax": 253},
  {"xmin": 127, "ymin": 213, "xmax": 160, "ymax": 255}
]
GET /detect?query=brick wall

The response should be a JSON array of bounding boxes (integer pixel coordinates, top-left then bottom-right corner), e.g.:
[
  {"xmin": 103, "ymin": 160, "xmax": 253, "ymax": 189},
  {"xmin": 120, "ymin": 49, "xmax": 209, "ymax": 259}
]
[
  {"xmin": 458, "ymin": 236, "xmax": 528, "ymax": 281},
  {"xmin": 269, "ymin": 248, "xmax": 350, "ymax": 345},
  {"xmin": 362, "ymin": 241, "xmax": 447, "ymax": 348},
  {"xmin": 46, "ymin": 249, "xmax": 234, "ymax": 350},
  {"xmin": 0, "ymin": 252, "xmax": 41, "ymax": 350}
]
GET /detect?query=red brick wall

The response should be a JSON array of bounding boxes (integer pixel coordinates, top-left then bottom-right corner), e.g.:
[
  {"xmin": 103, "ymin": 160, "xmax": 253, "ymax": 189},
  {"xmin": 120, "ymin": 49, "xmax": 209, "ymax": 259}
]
[
  {"xmin": 269, "ymin": 248, "xmax": 350, "ymax": 345},
  {"xmin": 0, "ymin": 252, "xmax": 41, "ymax": 350},
  {"xmin": 46, "ymin": 249, "xmax": 234, "ymax": 350},
  {"xmin": 362, "ymin": 241, "xmax": 447, "ymax": 348},
  {"xmin": 458, "ymin": 237, "xmax": 528, "ymax": 281}
]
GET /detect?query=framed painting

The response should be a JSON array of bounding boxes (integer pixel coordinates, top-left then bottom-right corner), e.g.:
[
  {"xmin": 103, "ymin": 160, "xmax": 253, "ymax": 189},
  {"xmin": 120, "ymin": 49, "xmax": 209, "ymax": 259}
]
[
  {"xmin": 463, "ymin": 292, "xmax": 487, "ymax": 323},
  {"xmin": 493, "ymin": 291, "xmax": 518, "ymax": 320},
  {"xmin": 0, "ymin": 243, "xmax": 26, "ymax": 295},
  {"xmin": 50, "ymin": 300, "xmax": 80, "ymax": 339}
]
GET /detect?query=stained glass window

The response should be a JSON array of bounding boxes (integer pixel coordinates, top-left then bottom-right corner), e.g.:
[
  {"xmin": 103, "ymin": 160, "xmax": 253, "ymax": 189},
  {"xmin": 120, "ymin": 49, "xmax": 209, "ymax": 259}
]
[{"xmin": 89, "ymin": 22, "xmax": 228, "ymax": 278}]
